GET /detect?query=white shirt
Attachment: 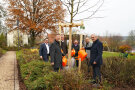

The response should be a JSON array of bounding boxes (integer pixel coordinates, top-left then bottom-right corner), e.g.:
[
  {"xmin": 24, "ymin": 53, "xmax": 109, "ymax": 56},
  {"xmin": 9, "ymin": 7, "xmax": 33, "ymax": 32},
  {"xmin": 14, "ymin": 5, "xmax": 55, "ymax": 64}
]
[{"xmin": 45, "ymin": 43, "xmax": 49, "ymax": 54}]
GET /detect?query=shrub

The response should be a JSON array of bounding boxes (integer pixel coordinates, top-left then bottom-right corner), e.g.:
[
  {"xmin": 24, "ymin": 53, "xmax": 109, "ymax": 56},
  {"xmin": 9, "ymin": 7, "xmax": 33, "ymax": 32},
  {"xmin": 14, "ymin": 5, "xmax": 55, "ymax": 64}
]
[
  {"xmin": 101, "ymin": 57, "xmax": 135, "ymax": 87},
  {"xmin": 119, "ymin": 45, "xmax": 132, "ymax": 53},
  {"xmin": 17, "ymin": 49, "xmax": 90, "ymax": 90},
  {"xmin": 0, "ymin": 48, "xmax": 3, "ymax": 57},
  {"xmin": 20, "ymin": 61, "xmax": 53, "ymax": 90},
  {"xmin": 0, "ymin": 33, "xmax": 6, "ymax": 48},
  {"xmin": 0, "ymin": 48, "xmax": 6, "ymax": 57}
]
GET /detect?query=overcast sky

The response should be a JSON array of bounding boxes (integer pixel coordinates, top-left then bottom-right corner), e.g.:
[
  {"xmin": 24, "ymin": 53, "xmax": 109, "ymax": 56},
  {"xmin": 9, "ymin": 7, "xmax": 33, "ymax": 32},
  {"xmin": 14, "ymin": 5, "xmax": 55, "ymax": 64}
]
[{"xmin": 81, "ymin": 0, "xmax": 135, "ymax": 36}]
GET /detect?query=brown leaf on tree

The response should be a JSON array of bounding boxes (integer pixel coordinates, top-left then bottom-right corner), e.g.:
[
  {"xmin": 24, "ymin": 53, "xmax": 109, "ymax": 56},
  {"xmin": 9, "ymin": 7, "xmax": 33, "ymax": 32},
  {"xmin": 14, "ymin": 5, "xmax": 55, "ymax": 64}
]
[{"xmin": 6, "ymin": 0, "xmax": 66, "ymax": 46}]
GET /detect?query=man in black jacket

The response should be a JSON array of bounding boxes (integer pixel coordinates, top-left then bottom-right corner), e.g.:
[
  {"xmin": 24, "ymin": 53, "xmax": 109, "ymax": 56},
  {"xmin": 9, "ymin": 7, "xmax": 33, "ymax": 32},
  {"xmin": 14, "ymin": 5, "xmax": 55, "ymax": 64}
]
[
  {"xmin": 61, "ymin": 35, "xmax": 68, "ymax": 55},
  {"xmin": 72, "ymin": 40, "xmax": 80, "ymax": 67},
  {"xmin": 50, "ymin": 35, "xmax": 63, "ymax": 72},
  {"xmin": 85, "ymin": 34, "xmax": 103, "ymax": 84}
]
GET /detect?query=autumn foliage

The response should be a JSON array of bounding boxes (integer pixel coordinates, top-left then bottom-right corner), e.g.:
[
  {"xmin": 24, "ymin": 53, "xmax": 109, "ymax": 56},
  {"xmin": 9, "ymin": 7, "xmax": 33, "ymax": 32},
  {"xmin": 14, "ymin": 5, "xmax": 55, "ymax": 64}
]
[
  {"xmin": 6, "ymin": 0, "xmax": 65, "ymax": 46},
  {"xmin": 119, "ymin": 45, "xmax": 132, "ymax": 53}
]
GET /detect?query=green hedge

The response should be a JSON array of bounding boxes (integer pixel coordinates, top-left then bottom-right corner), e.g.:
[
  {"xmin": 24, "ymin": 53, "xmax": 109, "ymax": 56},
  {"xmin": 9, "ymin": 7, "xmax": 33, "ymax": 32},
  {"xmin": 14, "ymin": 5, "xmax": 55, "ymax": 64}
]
[
  {"xmin": 101, "ymin": 57, "xmax": 135, "ymax": 87},
  {"xmin": 17, "ymin": 49, "xmax": 88, "ymax": 90},
  {"xmin": 17, "ymin": 49, "xmax": 135, "ymax": 89}
]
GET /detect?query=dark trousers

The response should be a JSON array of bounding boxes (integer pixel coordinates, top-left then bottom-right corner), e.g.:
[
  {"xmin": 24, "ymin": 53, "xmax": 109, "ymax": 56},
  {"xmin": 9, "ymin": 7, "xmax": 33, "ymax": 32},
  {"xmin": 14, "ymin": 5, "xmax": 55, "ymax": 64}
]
[
  {"xmin": 76, "ymin": 60, "xmax": 79, "ymax": 67},
  {"xmin": 86, "ymin": 57, "xmax": 90, "ymax": 66},
  {"xmin": 92, "ymin": 65, "xmax": 101, "ymax": 83},
  {"xmin": 54, "ymin": 68, "xmax": 59, "ymax": 72},
  {"xmin": 43, "ymin": 54, "xmax": 49, "ymax": 62},
  {"xmin": 86, "ymin": 58, "xmax": 90, "ymax": 72}
]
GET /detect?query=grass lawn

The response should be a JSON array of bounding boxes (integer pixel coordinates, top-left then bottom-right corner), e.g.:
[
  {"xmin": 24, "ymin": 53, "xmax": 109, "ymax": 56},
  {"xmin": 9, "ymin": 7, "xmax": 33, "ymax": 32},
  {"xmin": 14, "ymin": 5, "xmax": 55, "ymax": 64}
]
[
  {"xmin": 103, "ymin": 51, "xmax": 120, "ymax": 58},
  {"xmin": 128, "ymin": 54, "xmax": 135, "ymax": 60},
  {"xmin": 103, "ymin": 51, "xmax": 135, "ymax": 60}
]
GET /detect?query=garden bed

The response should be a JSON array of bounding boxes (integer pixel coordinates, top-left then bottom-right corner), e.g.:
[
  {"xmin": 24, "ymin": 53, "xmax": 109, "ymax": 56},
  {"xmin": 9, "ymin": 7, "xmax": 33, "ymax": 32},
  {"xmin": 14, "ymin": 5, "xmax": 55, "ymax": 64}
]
[
  {"xmin": 16, "ymin": 49, "xmax": 135, "ymax": 90},
  {"xmin": 17, "ymin": 60, "xmax": 27, "ymax": 90}
]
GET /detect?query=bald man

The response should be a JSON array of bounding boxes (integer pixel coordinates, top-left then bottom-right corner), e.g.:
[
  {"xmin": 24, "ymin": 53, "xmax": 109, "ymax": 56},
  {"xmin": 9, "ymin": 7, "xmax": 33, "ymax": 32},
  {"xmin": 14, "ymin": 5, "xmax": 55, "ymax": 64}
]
[
  {"xmin": 50, "ymin": 35, "xmax": 63, "ymax": 72},
  {"xmin": 85, "ymin": 34, "xmax": 103, "ymax": 84}
]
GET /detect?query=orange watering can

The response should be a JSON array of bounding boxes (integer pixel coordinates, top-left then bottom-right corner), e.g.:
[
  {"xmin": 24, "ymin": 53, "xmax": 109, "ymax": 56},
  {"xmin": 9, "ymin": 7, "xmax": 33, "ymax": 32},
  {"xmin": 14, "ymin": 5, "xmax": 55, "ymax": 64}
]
[
  {"xmin": 71, "ymin": 49, "xmax": 76, "ymax": 56},
  {"xmin": 62, "ymin": 56, "xmax": 67, "ymax": 67},
  {"xmin": 78, "ymin": 50, "xmax": 87, "ymax": 61}
]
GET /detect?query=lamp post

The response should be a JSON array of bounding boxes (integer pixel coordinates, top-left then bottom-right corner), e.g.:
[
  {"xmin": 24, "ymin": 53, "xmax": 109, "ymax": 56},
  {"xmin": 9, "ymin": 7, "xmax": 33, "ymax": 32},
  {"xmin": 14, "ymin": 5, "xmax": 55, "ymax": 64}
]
[{"xmin": 17, "ymin": 19, "xmax": 19, "ymax": 50}]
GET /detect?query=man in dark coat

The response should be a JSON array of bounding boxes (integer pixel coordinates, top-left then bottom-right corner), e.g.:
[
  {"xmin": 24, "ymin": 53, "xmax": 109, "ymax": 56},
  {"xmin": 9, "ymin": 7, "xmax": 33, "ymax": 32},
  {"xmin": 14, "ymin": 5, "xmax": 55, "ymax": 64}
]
[
  {"xmin": 85, "ymin": 34, "xmax": 103, "ymax": 84},
  {"xmin": 72, "ymin": 40, "xmax": 80, "ymax": 67},
  {"xmin": 39, "ymin": 38, "xmax": 50, "ymax": 62},
  {"xmin": 50, "ymin": 35, "xmax": 63, "ymax": 72},
  {"xmin": 61, "ymin": 35, "xmax": 68, "ymax": 55}
]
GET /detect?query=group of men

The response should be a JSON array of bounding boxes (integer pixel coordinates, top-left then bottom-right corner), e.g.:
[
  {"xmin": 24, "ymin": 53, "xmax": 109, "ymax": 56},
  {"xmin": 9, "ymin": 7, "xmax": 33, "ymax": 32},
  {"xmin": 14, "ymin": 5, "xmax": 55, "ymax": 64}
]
[{"xmin": 39, "ymin": 34, "xmax": 103, "ymax": 84}]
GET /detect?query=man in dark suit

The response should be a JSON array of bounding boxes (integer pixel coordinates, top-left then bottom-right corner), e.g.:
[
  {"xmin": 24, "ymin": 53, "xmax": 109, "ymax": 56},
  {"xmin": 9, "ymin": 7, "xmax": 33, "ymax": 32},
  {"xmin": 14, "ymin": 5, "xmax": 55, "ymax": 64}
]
[
  {"xmin": 85, "ymin": 34, "xmax": 103, "ymax": 84},
  {"xmin": 39, "ymin": 38, "xmax": 50, "ymax": 62},
  {"xmin": 61, "ymin": 35, "xmax": 68, "ymax": 55},
  {"xmin": 50, "ymin": 35, "xmax": 63, "ymax": 72},
  {"xmin": 72, "ymin": 40, "xmax": 80, "ymax": 67}
]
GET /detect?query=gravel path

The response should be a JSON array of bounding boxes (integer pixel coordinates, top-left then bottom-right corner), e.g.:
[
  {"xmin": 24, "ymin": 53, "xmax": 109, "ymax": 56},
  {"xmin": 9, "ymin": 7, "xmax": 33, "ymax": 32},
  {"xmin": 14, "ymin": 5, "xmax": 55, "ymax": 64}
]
[{"xmin": 0, "ymin": 51, "xmax": 19, "ymax": 90}]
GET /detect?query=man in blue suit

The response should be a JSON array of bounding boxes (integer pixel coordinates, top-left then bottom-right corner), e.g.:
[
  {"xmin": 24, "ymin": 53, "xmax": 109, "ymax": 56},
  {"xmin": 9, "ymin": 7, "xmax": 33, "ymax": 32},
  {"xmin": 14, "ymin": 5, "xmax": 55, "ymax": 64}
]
[
  {"xmin": 85, "ymin": 34, "xmax": 103, "ymax": 84},
  {"xmin": 39, "ymin": 38, "xmax": 50, "ymax": 62}
]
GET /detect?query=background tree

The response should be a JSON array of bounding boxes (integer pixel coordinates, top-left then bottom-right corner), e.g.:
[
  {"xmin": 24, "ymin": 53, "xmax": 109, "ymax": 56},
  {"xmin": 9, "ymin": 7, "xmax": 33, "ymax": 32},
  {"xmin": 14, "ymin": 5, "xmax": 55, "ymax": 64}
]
[
  {"xmin": 60, "ymin": 0, "xmax": 104, "ymax": 64},
  {"xmin": 126, "ymin": 30, "xmax": 135, "ymax": 47},
  {"xmin": 0, "ymin": 3, "xmax": 7, "ymax": 34},
  {"xmin": 6, "ymin": 0, "xmax": 65, "ymax": 46},
  {"xmin": 109, "ymin": 34, "xmax": 123, "ymax": 52},
  {"xmin": 100, "ymin": 32, "xmax": 123, "ymax": 52},
  {"xmin": 60, "ymin": 0, "xmax": 104, "ymax": 23}
]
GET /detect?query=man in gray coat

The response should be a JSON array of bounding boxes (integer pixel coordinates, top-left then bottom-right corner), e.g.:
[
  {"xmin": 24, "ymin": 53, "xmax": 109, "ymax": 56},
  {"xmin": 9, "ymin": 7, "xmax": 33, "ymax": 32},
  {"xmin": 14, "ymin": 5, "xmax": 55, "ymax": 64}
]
[{"xmin": 84, "ymin": 37, "xmax": 92, "ymax": 66}]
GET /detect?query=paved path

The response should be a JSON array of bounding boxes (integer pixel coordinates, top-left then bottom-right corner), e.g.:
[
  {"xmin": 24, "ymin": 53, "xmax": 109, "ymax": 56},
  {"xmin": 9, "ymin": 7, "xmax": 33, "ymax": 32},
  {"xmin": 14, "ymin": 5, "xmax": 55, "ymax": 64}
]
[{"xmin": 0, "ymin": 51, "xmax": 19, "ymax": 90}]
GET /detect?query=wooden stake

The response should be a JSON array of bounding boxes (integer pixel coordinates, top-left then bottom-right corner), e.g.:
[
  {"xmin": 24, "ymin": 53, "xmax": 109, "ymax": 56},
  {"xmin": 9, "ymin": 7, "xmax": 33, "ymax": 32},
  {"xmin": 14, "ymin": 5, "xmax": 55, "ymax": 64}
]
[
  {"xmin": 78, "ymin": 34, "xmax": 83, "ymax": 72},
  {"xmin": 68, "ymin": 25, "xmax": 72, "ymax": 68},
  {"xmin": 58, "ymin": 21, "xmax": 84, "ymax": 68},
  {"xmin": 59, "ymin": 22, "xmax": 62, "ymax": 46}
]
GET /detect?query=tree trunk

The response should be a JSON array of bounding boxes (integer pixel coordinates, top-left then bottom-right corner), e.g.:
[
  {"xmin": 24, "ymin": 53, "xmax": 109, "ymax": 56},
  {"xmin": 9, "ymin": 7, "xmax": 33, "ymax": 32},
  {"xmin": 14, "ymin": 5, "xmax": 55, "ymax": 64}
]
[
  {"xmin": 30, "ymin": 31, "xmax": 36, "ymax": 47},
  {"xmin": 68, "ymin": 0, "xmax": 74, "ymax": 68}
]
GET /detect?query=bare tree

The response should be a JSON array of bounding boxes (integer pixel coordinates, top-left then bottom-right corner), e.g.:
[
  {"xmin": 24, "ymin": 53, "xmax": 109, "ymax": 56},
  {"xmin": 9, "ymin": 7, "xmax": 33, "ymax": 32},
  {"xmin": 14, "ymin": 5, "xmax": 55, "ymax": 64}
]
[
  {"xmin": 60, "ymin": 0, "xmax": 104, "ymax": 66},
  {"xmin": 101, "ymin": 32, "xmax": 123, "ymax": 52},
  {"xmin": 109, "ymin": 34, "xmax": 123, "ymax": 52},
  {"xmin": 60, "ymin": 0, "xmax": 104, "ymax": 23},
  {"xmin": 126, "ymin": 30, "xmax": 135, "ymax": 47}
]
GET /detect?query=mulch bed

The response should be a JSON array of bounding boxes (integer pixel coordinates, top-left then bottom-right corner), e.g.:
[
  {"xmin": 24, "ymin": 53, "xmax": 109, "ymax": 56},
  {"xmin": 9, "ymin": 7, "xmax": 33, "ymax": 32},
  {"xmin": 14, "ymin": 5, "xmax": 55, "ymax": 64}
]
[{"xmin": 17, "ymin": 60, "xmax": 27, "ymax": 90}]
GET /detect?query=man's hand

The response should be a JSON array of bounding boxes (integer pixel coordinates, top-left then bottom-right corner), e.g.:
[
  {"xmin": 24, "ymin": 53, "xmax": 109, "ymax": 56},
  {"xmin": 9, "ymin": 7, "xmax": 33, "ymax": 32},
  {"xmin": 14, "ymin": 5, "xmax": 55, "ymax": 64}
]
[
  {"xmin": 40, "ymin": 56, "xmax": 43, "ymax": 59},
  {"xmin": 93, "ymin": 61, "xmax": 97, "ymax": 64},
  {"xmin": 51, "ymin": 62, "xmax": 54, "ymax": 65}
]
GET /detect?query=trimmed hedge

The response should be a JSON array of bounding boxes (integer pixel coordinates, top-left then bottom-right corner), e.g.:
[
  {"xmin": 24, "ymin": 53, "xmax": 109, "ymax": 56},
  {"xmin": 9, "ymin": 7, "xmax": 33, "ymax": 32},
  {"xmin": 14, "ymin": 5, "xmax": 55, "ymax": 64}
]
[
  {"xmin": 17, "ymin": 49, "xmax": 135, "ymax": 89},
  {"xmin": 17, "ymin": 49, "xmax": 89, "ymax": 90},
  {"xmin": 101, "ymin": 57, "xmax": 135, "ymax": 87}
]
